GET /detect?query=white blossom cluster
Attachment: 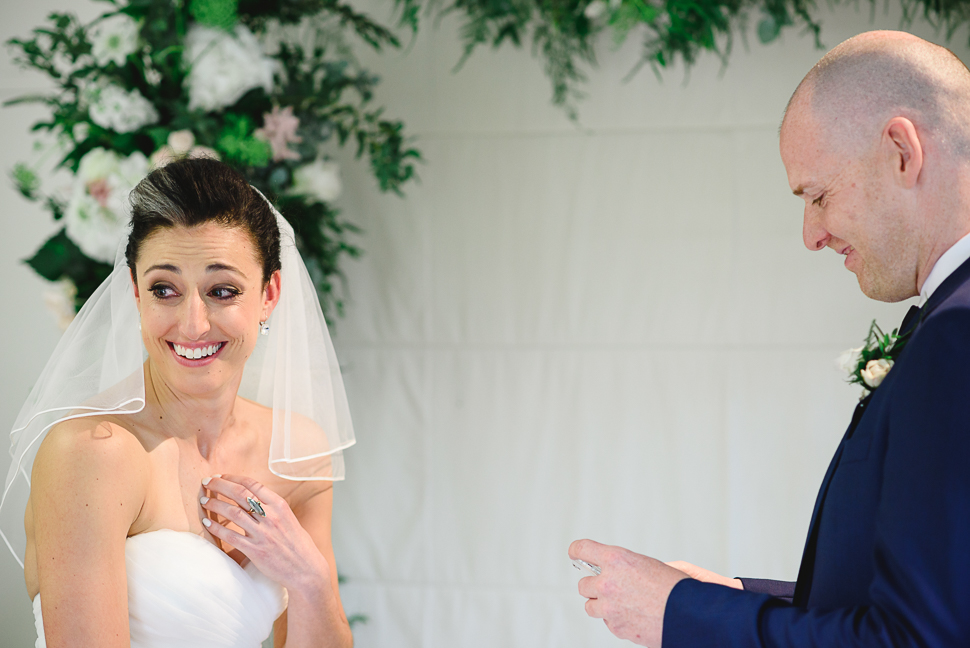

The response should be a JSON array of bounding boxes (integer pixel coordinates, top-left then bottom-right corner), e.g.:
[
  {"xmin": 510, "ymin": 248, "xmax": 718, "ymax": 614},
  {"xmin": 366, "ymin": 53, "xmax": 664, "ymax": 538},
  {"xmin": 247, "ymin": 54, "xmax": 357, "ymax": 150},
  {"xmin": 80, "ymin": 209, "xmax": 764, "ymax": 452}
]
[
  {"xmin": 65, "ymin": 147, "xmax": 149, "ymax": 263},
  {"xmin": 86, "ymin": 83, "xmax": 158, "ymax": 133},
  {"xmin": 184, "ymin": 24, "xmax": 276, "ymax": 112},
  {"xmin": 292, "ymin": 159, "xmax": 342, "ymax": 202},
  {"xmin": 89, "ymin": 14, "xmax": 140, "ymax": 67}
]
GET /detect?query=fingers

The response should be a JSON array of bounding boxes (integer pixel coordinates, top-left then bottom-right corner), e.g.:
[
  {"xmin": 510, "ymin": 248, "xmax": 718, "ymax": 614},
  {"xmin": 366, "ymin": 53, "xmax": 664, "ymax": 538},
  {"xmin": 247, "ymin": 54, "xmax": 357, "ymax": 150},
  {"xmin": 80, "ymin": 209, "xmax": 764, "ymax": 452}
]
[
  {"xmin": 217, "ymin": 474, "xmax": 280, "ymax": 504},
  {"xmin": 577, "ymin": 575, "xmax": 599, "ymax": 599},
  {"xmin": 202, "ymin": 514, "xmax": 250, "ymax": 549},
  {"xmin": 200, "ymin": 494, "xmax": 261, "ymax": 533},
  {"xmin": 202, "ymin": 474, "xmax": 273, "ymax": 514},
  {"xmin": 568, "ymin": 538, "xmax": 607, "ymax": 563}
]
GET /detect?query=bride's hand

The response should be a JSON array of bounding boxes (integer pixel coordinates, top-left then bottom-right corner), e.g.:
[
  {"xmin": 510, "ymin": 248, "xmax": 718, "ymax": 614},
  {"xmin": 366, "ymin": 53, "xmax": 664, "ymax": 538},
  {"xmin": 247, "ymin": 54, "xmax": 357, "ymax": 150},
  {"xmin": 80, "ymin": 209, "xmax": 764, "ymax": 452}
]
[
  {"xmin": 200, "ymin": 474, "xmax": 330, "ymax": 591},
  {"xmin": 665, "ymin": 561, "xmax": 744, "ymax": 589}
]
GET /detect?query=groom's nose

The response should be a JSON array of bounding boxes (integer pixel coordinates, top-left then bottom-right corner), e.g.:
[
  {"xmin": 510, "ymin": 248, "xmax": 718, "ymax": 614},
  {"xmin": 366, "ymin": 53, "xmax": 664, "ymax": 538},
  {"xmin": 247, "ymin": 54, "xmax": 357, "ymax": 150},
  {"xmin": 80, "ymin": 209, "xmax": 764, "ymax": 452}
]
[{"xmin": 803, "ymin": 207, "xmax": 831, "ymax": 251}]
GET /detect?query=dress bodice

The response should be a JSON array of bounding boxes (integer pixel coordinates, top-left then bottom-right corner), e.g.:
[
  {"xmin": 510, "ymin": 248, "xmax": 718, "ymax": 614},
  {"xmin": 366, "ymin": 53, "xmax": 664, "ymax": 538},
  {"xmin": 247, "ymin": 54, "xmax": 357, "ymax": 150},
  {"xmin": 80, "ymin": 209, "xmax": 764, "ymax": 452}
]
[{"xmin": 32, "ymin": 529, "xmax": 287, "ymax": 648}]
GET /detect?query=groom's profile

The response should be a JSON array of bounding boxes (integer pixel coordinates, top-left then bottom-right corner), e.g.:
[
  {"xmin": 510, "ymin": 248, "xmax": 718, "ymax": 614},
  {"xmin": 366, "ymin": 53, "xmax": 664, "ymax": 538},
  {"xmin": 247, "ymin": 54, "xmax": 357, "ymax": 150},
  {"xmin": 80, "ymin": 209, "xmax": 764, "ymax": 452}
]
[{"xmin": 570, "ymin": 30, "xmax": 970, "ymax": 645}]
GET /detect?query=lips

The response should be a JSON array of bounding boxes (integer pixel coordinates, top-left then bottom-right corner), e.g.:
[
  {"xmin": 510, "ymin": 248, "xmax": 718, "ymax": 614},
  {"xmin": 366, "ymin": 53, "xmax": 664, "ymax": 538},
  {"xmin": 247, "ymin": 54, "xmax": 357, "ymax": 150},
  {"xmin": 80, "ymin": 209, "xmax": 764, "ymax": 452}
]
[{"xmin": 167, "ymin": 341, "xmax": 226, "ymax": 366}]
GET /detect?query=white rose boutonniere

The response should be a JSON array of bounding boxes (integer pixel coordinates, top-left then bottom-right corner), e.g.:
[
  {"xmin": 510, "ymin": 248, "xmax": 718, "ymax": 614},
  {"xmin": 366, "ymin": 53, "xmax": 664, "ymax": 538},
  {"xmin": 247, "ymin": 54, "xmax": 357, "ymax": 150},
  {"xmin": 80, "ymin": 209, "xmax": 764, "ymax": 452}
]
[
  {"xmin": 860, "ymin": 359, "xmax": 893, "ymax": 389},
  {"xmin": 839, "ymin": 319, "xmax": 914, "ymax": 398}
]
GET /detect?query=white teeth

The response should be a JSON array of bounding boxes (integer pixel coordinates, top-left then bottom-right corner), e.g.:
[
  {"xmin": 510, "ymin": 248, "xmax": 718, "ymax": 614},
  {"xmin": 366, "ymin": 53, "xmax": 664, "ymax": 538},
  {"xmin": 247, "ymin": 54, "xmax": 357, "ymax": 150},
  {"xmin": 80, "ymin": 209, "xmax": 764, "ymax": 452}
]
[{"xmin": 173, "ymin": 343, "xmax": 222, "ymax": 359}]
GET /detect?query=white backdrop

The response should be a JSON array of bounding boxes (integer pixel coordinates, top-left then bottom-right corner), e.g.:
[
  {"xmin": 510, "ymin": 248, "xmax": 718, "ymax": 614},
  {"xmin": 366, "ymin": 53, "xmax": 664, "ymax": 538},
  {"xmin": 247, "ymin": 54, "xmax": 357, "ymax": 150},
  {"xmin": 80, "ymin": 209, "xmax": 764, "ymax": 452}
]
[{"xmin": 0, "ymin": 0, "xmax": 946, "ymax": 645}]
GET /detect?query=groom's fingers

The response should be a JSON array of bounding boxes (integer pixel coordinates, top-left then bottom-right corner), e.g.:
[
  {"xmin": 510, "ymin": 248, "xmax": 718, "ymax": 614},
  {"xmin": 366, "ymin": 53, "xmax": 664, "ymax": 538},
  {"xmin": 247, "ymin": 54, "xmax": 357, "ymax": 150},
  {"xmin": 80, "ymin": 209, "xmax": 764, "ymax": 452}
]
[
  {"xmin": 584, "ymin": 597, "xmax": 605, "ymax": 618},
  {"xmin": 569, "ymin": 538, "xmax": 607, "ymax": 563},
  {"xmin": 577, "ymin": 575, "xmax": 599, "ymax": 599}
]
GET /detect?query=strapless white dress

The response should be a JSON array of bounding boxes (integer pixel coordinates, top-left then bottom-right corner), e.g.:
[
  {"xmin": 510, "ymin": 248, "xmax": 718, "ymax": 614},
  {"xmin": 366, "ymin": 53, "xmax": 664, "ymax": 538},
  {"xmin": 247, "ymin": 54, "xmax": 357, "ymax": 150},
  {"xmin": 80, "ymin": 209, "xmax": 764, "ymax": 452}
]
[{"xmin": 32, "ymin": 529, "xmax": 287, "ymax": 648}]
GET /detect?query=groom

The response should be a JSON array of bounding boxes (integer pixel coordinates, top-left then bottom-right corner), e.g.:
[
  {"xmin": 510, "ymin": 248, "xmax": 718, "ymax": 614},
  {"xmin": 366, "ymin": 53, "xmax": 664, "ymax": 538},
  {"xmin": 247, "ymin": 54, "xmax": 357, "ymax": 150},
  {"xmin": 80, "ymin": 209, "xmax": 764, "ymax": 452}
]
[{"xmin": 570, "ymin": 30, "xmax": 970, "ymax": 646}]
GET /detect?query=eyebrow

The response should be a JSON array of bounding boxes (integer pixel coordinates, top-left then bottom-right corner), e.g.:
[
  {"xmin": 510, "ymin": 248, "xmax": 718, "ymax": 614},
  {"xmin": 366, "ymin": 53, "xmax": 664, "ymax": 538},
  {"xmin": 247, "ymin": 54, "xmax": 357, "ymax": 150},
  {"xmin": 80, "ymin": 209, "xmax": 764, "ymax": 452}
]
[
  {"xmin": 143, "ymin": 263, "xmax": 248, "ymax": 278},
  {"xmin": 792, "ymin": 186, "xmax": 806, "ymax": 196}
]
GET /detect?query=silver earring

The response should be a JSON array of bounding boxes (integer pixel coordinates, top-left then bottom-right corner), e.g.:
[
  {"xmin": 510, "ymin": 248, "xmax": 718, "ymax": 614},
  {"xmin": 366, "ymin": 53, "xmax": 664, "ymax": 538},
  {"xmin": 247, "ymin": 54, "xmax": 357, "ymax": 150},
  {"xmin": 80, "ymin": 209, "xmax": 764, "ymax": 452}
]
[{"xmin": 259, "ymin": 320, "xmax": 269, "ymax": 336}]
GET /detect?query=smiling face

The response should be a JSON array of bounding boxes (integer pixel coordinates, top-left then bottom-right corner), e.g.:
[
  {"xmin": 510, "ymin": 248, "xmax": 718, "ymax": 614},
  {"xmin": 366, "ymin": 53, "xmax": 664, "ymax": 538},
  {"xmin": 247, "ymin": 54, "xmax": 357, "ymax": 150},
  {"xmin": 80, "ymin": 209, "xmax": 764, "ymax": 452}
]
[
  {"xmin": 132, "ymin": 222, "xmax": 281, "ymax": 398},
  {"xmin": 780, "ymin": 101, "xmax": 919, "ymax": 302}
]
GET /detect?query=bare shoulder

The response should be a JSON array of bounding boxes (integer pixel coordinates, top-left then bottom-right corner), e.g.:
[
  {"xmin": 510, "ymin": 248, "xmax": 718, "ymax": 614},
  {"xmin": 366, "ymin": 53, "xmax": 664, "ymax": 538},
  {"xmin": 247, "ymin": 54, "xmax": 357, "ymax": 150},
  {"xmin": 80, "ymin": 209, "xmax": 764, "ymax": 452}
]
[{"xmin": 32, "ymin": 416, "xmax": 150, "ymax": 504}]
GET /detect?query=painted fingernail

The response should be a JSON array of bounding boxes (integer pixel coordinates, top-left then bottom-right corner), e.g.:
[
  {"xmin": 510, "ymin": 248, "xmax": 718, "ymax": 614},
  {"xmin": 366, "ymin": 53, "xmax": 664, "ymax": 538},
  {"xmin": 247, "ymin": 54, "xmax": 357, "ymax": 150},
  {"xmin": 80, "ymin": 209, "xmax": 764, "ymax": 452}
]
[
  {"xmin": 202, "ymin": 518, "xmax": 211, "ymax": 527},
  {"xmin": 202, "ymin": 474, "xmax": 220, "ymax": 486},
  {"xmin": 200, "ymin": 496, "xmax": 209, "ymax": 505}
]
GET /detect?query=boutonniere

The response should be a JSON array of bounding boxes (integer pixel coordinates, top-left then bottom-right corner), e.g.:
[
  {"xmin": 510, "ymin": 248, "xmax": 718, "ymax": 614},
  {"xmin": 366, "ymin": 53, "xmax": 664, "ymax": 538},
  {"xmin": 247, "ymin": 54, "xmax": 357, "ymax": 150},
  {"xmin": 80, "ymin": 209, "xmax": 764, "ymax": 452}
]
[{"xmin": 837, "ymin": 320, "xmax": 913, "ymax": 398}]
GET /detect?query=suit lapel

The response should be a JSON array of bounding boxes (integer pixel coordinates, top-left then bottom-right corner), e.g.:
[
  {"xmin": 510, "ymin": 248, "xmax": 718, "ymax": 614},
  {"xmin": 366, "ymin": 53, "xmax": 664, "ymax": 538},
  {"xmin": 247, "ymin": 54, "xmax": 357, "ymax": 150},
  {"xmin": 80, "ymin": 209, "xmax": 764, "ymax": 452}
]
[{"xmin": 792, "ymin": 393, "xmax": 871, "ymax": 605}]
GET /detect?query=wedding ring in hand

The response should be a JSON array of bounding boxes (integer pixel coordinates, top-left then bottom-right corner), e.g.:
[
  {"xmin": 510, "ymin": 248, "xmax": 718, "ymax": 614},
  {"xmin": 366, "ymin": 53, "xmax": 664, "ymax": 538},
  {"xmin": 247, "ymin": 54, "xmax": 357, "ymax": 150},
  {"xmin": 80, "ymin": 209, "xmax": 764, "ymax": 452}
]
[
  {"xmin": 572, "ymin": 558, "xmax": 601, "ymax": 576},
  {"xmin": 247, "ymin": 496, "xmax": 266, "ymax": 517}
]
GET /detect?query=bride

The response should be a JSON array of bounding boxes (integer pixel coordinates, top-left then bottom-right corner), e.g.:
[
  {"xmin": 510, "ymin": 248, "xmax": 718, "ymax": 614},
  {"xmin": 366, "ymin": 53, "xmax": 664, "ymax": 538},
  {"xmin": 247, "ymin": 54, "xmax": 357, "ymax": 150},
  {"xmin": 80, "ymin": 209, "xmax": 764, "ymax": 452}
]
[{"xmin": 1, "ymin": 158, "xmax": 356, "ymax": 647}]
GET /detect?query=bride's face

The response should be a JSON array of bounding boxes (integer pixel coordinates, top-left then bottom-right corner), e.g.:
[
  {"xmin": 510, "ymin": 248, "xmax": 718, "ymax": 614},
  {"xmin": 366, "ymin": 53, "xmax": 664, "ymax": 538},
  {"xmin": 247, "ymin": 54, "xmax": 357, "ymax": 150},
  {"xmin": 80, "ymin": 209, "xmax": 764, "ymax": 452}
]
[{"xmin": 132, "ymin": 222, "xmax": 281, "ymax": 397}]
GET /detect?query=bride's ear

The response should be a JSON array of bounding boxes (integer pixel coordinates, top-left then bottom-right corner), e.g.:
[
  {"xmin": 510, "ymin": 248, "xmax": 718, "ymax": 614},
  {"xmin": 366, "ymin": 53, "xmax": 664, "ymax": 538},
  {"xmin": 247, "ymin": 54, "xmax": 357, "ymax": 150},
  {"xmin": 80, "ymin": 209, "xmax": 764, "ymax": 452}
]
[
  {"xmin": 260, "ymin": 269, "xmax": 282, "ymax": 321},
  {"xmin": 131, "ymin": 269, "xmax": 141, "ymax": 306}
]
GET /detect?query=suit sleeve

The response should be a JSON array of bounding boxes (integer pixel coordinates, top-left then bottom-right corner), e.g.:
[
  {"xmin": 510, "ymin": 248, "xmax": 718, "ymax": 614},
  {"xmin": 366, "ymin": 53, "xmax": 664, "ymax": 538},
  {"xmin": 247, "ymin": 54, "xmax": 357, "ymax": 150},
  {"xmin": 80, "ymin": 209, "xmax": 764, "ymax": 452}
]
[
  {"xmin": 738, "ymin": 579, "xmax": 795, "ymax": 603},
  {"xmin": 664, "ymin": 307, "xmax": 970, "ymax": 647}
]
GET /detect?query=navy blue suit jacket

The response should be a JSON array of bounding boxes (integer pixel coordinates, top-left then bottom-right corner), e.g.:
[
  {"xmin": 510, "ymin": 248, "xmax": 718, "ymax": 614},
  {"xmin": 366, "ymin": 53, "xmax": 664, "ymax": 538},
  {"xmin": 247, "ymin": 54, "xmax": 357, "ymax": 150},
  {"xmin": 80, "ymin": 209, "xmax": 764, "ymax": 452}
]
[{"xmin": 664, "ymin": 258, "xmax": 970, "ymax": 646}]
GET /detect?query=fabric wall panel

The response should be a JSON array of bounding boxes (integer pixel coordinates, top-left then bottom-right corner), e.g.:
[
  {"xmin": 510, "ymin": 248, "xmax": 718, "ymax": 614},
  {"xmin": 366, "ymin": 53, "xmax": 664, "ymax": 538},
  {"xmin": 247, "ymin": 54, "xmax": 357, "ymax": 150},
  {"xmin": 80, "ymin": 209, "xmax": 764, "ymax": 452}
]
[
  {"xmin": 724, "ymin": 347, "xmax": 862, "ymax": 579},
  {"xmin": 337, "ymin": 583, "xmax": 429, "ymax": 646},
  {"xmin": 427, "ymin": 134, "xmax": 737, "ymax": 346},
  {"xmin": 333, "ymin": 349, "xmax": 432, "ymax": 583}
]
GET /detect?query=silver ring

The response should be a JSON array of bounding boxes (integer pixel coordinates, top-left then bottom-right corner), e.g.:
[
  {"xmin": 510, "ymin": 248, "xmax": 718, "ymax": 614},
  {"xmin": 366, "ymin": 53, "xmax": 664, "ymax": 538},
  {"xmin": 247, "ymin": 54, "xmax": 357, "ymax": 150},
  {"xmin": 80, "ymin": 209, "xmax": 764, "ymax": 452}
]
[{"xmin": 247, "ymin": 496, "xmax": 266, "ymax": 517}]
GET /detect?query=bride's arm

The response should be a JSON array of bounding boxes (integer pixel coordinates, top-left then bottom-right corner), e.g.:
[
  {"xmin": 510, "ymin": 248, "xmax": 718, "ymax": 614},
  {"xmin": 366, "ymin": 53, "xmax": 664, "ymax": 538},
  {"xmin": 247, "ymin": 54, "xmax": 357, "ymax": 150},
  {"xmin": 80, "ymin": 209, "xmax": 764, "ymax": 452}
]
[
  {"xmin": 274, "ymin": 487, "xmax": 351, "ymax": 648},
  {"xmin": 30, "ymin": 420, "xmax": 149, "ymax": 648}
]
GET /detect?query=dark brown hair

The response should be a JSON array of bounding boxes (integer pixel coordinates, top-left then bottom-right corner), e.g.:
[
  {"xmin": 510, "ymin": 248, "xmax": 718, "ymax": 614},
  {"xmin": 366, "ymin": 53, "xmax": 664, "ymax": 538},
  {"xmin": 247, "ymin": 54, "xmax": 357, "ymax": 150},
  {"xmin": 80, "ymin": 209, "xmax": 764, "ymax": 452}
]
[{"xmin": 126, "ymin": 158, "xmax": 281, "ymax": 282}]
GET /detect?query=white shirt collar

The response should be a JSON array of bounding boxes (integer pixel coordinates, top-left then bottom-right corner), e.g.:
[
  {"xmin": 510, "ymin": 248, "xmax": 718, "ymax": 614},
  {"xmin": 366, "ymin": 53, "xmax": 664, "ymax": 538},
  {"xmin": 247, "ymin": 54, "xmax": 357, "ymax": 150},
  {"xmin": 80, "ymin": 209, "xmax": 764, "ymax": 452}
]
[{"xmin": 918, "ymin": 230, "xmax": 970, "ymax": 306}]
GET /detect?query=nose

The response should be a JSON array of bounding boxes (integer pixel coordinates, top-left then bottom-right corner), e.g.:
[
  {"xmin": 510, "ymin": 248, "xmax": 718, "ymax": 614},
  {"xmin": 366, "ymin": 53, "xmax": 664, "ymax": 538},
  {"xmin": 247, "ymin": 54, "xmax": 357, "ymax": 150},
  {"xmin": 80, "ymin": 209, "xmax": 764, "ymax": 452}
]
[
  {"xmin": 180, "ymin": 292, "xmax": 210, "ymax": 340},
  {"xmin": 802, "ymin": 206, "xmax": 831, "ymax": 252}
]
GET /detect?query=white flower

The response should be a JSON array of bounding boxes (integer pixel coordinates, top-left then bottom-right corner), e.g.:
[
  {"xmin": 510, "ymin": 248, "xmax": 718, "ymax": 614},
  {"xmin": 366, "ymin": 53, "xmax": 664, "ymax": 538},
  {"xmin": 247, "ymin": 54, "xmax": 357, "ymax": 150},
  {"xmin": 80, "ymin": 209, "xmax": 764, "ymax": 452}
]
[
  {"xmin": 860, "ymin": 358, "xmax": 893, "ymax": 389},
  {"xmin": 168, "ymin": 130, "xmax": 195, "ymax": 153},
  {"xmin": 72, "ymin": 122, "xmax": 90, "ymax": 143},
  {"xmin": 836, "ymin": 345, "xmax": 864, "ymax": 375},
  {"xmin": 89, "ymin": 14, "xmax": 140, "ymax": 67},
  {"xmin": 88, "ymin": 84, "xmax": 158, "ymax": 133},
  {"xmin": 584, "ymin": 0, "xmax": 608, "ymax": 20},
  {"xmin": 43, "ymin": 278, "xmax": 78, "ymax": 331},
  {"xmin": 184, "ymin": 24, "xmax": 276, "ymax": 112},
  {"xmin": 65, "ymin": 148, "xmax": 149, "ymax": 263},
  {"xmin": 292, "ymin": 159, "xmax": 342, "ymax": 202},
  {"xmin": 150, "ymin": 130, "xmax": 220, "ymax": 167}
]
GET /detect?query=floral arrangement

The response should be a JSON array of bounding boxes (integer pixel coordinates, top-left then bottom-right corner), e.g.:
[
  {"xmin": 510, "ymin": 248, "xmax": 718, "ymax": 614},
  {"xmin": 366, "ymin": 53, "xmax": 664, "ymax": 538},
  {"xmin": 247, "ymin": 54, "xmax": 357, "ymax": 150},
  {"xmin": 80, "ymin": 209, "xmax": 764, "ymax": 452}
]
[
  {"xmin": 838, "ymin": 320, "xmax": 913, "ymax": 397},
  {"xmin": 396, "ymin": 0, "xmax": 970, "ymax": 118},
  {"xmin": 9, "ymin": 0, "xmax": 422, "ymax": 325}
]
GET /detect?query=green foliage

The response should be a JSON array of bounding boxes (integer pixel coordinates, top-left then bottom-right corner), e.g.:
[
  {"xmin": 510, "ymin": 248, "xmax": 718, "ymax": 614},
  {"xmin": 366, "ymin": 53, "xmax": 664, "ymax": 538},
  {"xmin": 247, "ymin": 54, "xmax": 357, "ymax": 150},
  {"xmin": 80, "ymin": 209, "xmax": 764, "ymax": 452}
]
[
  {"xmin": 11, "ymin": 163, "xmax": 40, "ymax": 201},
  {"xmin": 217, "ymin": 114, "xmax": 272, "ymax": 166},
  {"xmin": 7, "ymin": 0, "xmax": 421, "ymax": 320},
  {"xmin": 394, "ymin": 0, "xmax": 970, "ymax": 116},
  {"xmin": 190, "ymin": 0, "xmax": 240, "ymax": 31},
  {"xmin": 24, "ymin": 228, "xmax": 113, "ymax": 305}
]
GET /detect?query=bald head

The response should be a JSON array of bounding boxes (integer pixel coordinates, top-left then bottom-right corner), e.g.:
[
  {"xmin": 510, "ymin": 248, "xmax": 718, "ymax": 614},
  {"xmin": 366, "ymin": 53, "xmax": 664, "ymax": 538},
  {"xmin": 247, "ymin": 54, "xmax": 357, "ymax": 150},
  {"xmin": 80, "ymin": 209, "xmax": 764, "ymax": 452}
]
[{"xmin": 785, "ymin": 31, "xmax": 970, "ymax": 158}]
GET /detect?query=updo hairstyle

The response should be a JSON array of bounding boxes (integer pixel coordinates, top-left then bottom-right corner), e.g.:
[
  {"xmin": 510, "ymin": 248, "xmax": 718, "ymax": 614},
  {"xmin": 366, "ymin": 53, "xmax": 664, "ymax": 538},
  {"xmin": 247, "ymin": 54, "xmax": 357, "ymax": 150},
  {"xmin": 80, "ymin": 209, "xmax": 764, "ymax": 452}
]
[{"xmin": 126, "ymin": 158, "xmax": 281, "ymax": 283}]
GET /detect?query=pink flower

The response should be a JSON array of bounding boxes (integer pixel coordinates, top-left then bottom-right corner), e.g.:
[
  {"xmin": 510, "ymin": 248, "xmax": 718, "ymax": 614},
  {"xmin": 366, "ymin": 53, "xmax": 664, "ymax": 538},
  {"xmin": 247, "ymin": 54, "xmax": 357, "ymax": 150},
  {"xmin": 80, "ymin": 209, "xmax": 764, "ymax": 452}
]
[
  {"xmin": 86, "ymin": 178, "xmax": 111, "ymax": 207},
  {"xmin": 255, "ymin": 105, "xmax": 302, "ymax": 162}
]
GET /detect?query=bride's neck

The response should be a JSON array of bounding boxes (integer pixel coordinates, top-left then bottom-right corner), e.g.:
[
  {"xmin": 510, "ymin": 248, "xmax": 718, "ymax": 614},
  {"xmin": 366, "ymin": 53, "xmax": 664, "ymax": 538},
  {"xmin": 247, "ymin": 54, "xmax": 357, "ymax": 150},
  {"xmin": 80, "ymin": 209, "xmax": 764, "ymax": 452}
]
[{"xmin": 142, "ymin": 362, "xmax": 243, "ymax": 459}]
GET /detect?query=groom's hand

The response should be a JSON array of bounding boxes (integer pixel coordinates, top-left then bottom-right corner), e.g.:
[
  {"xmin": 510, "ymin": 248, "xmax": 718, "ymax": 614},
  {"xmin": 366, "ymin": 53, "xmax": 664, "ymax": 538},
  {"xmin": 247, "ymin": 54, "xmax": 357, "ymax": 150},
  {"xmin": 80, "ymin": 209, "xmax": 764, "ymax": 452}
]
[{"xmin": 569, "ymin": 539, "xmax": 688, "ymax": 647}]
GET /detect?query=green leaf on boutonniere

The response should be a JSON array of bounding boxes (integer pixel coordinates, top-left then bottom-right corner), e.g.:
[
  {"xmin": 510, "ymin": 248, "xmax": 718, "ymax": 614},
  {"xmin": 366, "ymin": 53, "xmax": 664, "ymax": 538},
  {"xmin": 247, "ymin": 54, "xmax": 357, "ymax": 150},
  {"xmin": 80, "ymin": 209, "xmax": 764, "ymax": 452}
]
[{"xmin": 840, "ymin": 319, "xmax": 915, "ymax": 397}]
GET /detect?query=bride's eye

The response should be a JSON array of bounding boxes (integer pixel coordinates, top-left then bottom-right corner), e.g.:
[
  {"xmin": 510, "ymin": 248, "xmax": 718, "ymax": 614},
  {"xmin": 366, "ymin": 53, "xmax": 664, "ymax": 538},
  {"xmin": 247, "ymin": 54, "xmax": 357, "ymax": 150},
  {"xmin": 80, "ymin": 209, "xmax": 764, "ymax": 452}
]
[
  {"xmin": 149, "ymin": 283, "xmax": 177, "ymax": 299},
  {"xmin": 210, "ymin": 286, "xmax": 241, "ymax": 301}
]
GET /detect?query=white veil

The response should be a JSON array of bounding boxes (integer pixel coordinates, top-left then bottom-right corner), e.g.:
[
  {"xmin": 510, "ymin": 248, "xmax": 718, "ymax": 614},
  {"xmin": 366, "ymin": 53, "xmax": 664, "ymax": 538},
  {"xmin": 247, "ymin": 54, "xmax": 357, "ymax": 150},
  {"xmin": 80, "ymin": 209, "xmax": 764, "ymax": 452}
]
[{"xmin": 0, "ymin": 195, "xmax": 355, "ymax": 568}]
